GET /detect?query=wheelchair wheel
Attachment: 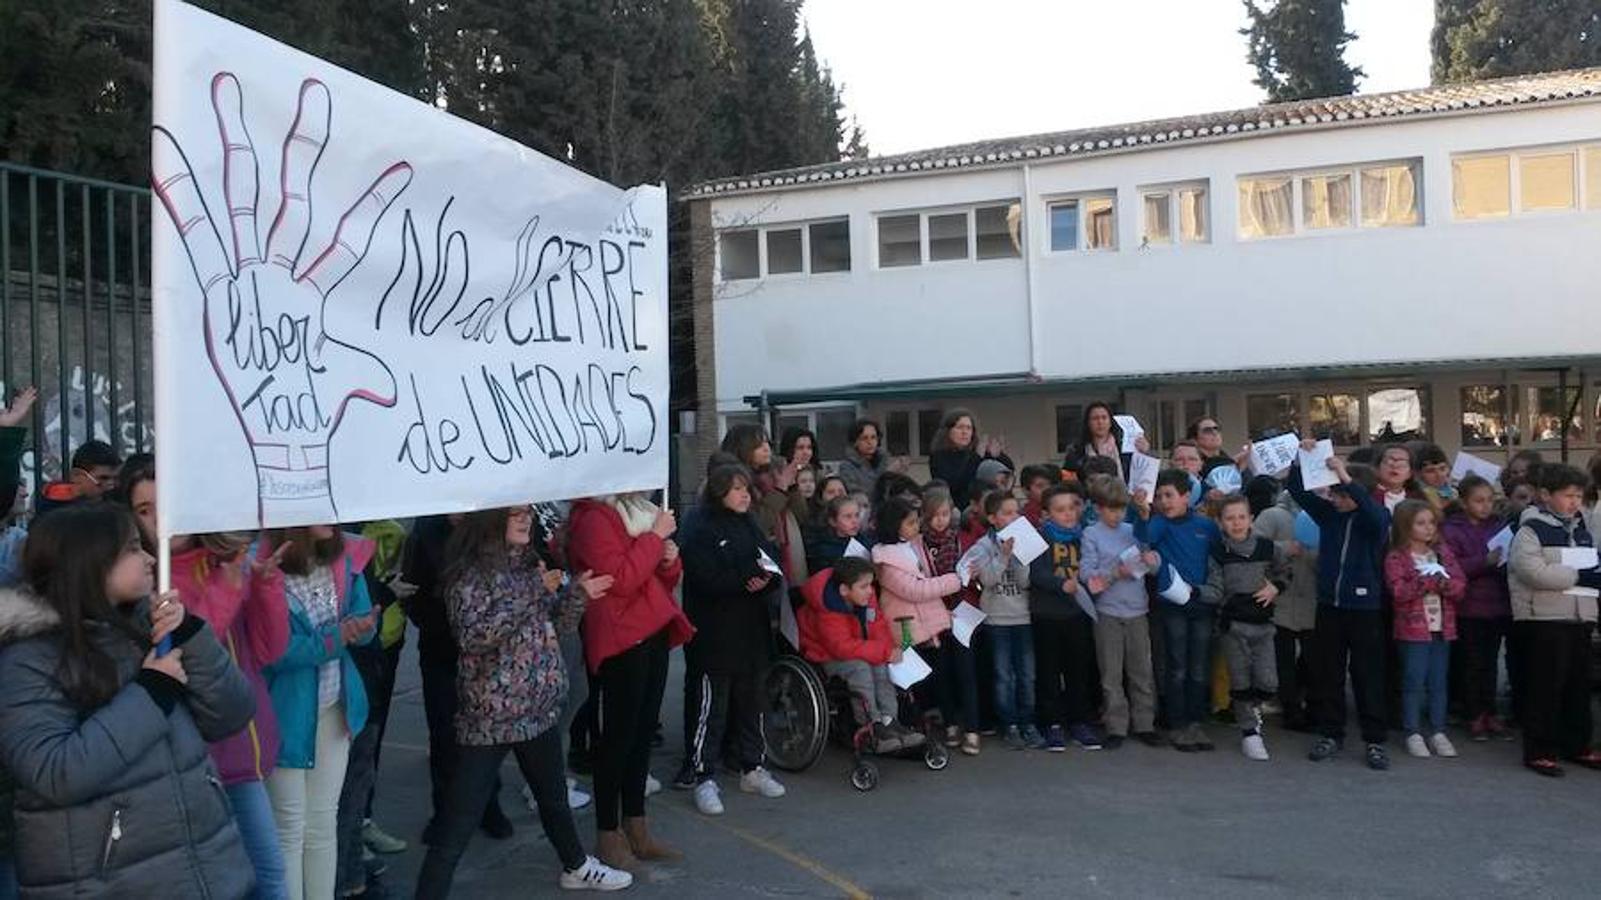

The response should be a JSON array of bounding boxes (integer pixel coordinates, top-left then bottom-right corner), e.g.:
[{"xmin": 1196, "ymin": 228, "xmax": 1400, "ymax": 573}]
[
  {"xmin": 924, "ymin": 742, "xmax": 950, "ymax": 771},
  {"xmin": 850, "ymin": 761, "xmax": 879, "ymax": 792},
  {"xmin": 763, "ymin": 655, "xmax": 828, "ymax": 772}
]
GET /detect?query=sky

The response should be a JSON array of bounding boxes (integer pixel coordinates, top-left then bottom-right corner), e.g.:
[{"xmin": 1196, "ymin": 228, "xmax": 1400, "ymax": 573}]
[{"xmin": 802, "ymin": 0, "xmax": 1437, "ymax": 156}]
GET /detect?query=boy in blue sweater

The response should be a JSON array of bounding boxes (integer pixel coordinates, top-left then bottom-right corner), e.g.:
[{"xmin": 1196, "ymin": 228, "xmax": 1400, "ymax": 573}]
[
  {"xmin": 1134, "ymin": 468, "xmax": 1221, "ymax": 752},
  {"xmin": 1082, "ymin": 476, "xmax": 1161, "ymax": 748},
  {"xmin": 1287, "ymin": 444, "xmax": 1393, "ymax": 770}
]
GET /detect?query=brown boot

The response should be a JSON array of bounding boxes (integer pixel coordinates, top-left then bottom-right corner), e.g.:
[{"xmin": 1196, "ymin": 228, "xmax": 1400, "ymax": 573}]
[
  {"xmin": 623, "ymin": 815, "xmax": 682, "ymax": 862},
  {"xmin": 595, "ymin": 828, "xmax": 638, "ymax": 872}
]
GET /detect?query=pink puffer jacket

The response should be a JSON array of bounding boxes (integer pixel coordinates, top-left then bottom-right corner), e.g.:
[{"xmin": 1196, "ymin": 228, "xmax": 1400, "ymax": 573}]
[{"xmin": 873, "ymin": 539, "xmax": 962, "ymax": 647}]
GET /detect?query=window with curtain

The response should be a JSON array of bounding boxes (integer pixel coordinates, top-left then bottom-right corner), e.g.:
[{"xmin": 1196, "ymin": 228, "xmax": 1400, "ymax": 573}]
[
  {"xmin": 1308, "ymin": 393, "xmax": 1362, "ymax": 446},
  {"xmin": 1085, "ymin": 198, "xmax": 1116, "ymax": 249},
  {"xmin": 878, "ymin": 214, "xmax": 922, "ymax": 267},
  {"xmin": 1178, "ymin": 186, "xmax": 1208, "ymax": 242},
  {"xmin": 1520, "ymin": 151, "xmax": 1576, "ymax": 212},
  {"xmin": 1238, "ymin": 177, "xmax": 1293, "ymax": 238},
  {"xmin": 766, "ymin": 228, "xmax": 803, "ymax": 274},
  {"xmin": 1142, "ymin": 192, "xmax": 1172, "ymax": 245},
  {"xmin": 1302, "ymin": 174, "xmax": 1353, "ymax": 230},
  {"xmin": 1460, "ymin": 385, "xmax": 1510, "ymax": 448},
  {"xmin": 1367, "ymin": 387, "xmax": 1430, "ymax": 442},
  {"xmin": 1452, "ymin": 155, "xmax": 1510, "ymax": 219},
  {"xmin": 1360, "ymin": 163, "xmax": 1420, "ymax": 227}
]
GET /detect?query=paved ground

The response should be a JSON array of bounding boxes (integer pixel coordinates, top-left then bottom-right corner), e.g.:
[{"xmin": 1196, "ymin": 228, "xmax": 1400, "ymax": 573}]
[{"xmin": 370, "ymin": 643, "xmax": 1601, "ymax": 899}]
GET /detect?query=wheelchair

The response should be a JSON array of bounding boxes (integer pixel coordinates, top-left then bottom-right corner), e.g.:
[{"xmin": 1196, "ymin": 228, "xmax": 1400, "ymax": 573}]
[{"xmin": 763, "ymin": 641, "xmax": 950, "ymax": 792}]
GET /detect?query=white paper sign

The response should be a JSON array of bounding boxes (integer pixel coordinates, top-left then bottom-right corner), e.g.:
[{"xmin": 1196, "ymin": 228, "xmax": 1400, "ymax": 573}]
[
  {"xmin": 1298, "ymin": 439, "xmax": 1339, "ymax": 491},
  {"xmin": 1450, "ymin": 451, "xmax": 1503, "ymax": 486},
  {"xmin": 1486, "ymin": 526, "xmax": 1513, "ymax": 565},
  {"xmin": 1250, "ymin": 433, "xmax": 1301, "ymax": 476},
  {"xmin": 1119, "ymin": 544, "xmax": 1151, "ymax": 579},
  {"xmin": 950, "ymin": 600, "xmax": 986, "ymax": 648},
  {"xmin": 1128, "ymin": 452, "xmax": 1160, "ymax": 500},
  {"xmin": 1114, "ymin": 416, "xmax": 1144, "ymax": 453},
  {"xmin": 844, "ymin": 538, "xmax": 872, "ymax": 560},
  {"xmin": 151, "ymin": 0, "xmax": 668, "ymax": 533},
  {"xmin": 1559, "ymin": 547, "xmax": 1599, "ymax": 571},
  {"xmin": 888, "ymin": 647, "xmax": 933, "ymax": 689},
  {"xmin": 997, "ymin": 518, "xmax": 1050, "ymax": 566},
  {"xmin": 1159, "ymin": 565, "xmax": 1192, "ymax": 605},
  {"xmin": 757, "ymin": 549, "xmax": 783, "ymax": 576}
]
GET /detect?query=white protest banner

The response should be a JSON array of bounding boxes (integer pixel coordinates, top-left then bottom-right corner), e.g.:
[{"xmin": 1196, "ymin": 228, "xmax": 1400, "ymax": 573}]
[
  {"xmin": 1128, "ymin": 451, "xmax": 1160, "ymax": 500},
  {"xmin": 1114, "ymin": 415, "xmax": 1144, "ymax": 453},
  {"xmin": 1450, "ymin": 451, "xmax": 1502, "ymax": 487},
  {"xmin": 151, "ymin": 0, "xmax": 667, "ymax": 533},
  {"xmin": 1298, "ymin": 439, "xmax": 1339, "ymax": 491},
  {"xmin": 1249, "ymin": 433, "xmax": 1300, "ymax": 476}
]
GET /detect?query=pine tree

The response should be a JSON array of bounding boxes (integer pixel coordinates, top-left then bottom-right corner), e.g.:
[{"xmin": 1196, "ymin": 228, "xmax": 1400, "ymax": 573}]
[
  {"xmin": 1241, "ymin": 0, "xmax": 1364, "ymax": 102},
  {"xmin": 1433, "ymin": 0, "xmax": 1601, "ymax": 84}
]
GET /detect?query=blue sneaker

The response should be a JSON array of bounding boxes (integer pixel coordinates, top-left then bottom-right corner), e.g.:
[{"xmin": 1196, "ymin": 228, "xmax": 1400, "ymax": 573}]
[
  {"xmin": 1003, "ymin": 725, "xmax": 1027, "ymax": 750},
  {"xmin": 1069, "ymin": 723, "xmax": 1103, "ymax": 751},
  {"xmin": 1021, "ymin": 724, "xmax": 1047, "ymax": 750},
  {"xmin": 1045, "ymin": 725, "xmax": 1067, "ymax": 752}
]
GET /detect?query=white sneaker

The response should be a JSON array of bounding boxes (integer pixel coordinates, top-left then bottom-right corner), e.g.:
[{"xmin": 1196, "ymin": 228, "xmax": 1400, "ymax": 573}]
[
  {"xmin": 1405, "ymin": 733, "xmax": 1431, "ymax": 758},
  {"xmin": 560, "ymin": 855, "xmax": 633, "ymax": 891},
  {"xmin": 1429, "ymin": 732, "xmax": 1458, "ymax": 758},
  {"xmin": 568, "ymin": 777, "xmax": 592, "ymax": 810},
  {"xmin": 693, "ymin": 779, "xmax": 724, "ymax": 816},
  {"xmin": 1242, "ymin": 733, "xmax": 1270, "ymax": 761},
  {"xmin": 738, "ymin": 766, "xmax": 786, "ymax": 798},
  {"xmin": 644, "ymin": 773, "xmax": 662, "ymax": 797}
]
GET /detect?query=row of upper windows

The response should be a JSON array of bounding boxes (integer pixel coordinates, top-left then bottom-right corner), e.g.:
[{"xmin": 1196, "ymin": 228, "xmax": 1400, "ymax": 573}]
[{"xmin": 716, "ymin": 143, "xmax": 1601, "ymax": 281}]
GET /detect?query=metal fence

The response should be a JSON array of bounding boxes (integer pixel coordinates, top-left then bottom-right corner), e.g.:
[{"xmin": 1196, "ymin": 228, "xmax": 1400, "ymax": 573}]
[{"xmin": 1, "ymin": 161, "xmax": 153, "ymax": 496}]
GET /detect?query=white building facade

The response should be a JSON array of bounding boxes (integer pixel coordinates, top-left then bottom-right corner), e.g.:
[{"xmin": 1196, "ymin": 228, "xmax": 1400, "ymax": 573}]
[{"xmin": 685, "ymin": 69, "xmax": 1601, "ymax": 476}]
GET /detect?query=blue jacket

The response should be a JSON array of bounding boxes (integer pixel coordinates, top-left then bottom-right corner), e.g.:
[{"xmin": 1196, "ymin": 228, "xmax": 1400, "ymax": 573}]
[
  {"xmin": 1287, "ymin": 467, "xmax": 1390, "ymax": 611},
  {"xmin": 265, "ymin": 540, "xmax": 376, "ymax": 769},
  {"xmin": 1135, "ymin": 511, "xmax": 1218, "ymax": 599}
]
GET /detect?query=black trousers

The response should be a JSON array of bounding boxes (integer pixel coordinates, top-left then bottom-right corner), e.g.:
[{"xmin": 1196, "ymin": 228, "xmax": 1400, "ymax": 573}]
[
  {"xmin": 1520, "ymin": 621, "xmax": 1595, "ymax": 762},
  {"xmin": 1274, "ymin": 626, "xmax": 1314, "ymax": 726},
  {"xmin": 414, "ymin": 728, "xmax": 582, "ymax": 898},
  {"xmin": 686, "ymin": 666, "xmax": 766, "ymax": 780},
  {"xmin": 1457, "ymin": 617, "xmax": 1510, "ymax": 722},
  {"xmin": 420, "ymin": 648, "xmax": 503, "ymax": 826},
  {"xmin": 1034, "ymin": 616, "xmax": 1097, "ymax": 729},
  {"xmin": 1308, "ymin": 607, "xmax": 1389, "ymax": 745},
  {"xmin": 593, "ymin": 631, "xmax": 670, "ymax": 830}
]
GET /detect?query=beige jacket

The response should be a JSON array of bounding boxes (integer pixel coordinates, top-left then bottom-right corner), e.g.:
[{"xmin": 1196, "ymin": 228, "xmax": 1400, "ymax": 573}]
[{"xmin": 1508, "ymin": 506, "xmax": 1598, "ymax": 623}]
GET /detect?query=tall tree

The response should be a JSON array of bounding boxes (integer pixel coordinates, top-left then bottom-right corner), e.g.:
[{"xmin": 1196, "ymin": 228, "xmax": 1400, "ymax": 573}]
[
  {"xmin": 1433, "ymin": 0, "xmax": 1601, "ymax": 84},
  {"xmin": 1241, "ymin": 0, "xmax": 1364, "ymax": 102}
]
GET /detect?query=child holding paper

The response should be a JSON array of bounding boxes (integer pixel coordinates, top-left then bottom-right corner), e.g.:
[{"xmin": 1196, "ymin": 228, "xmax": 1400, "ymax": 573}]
[
  {"xmin": 1203, "ymin": 494, "xmax": 1288, "ymax": 760},
  {"xmin": 1508, "ymin": 463, "xmax": 1601, "ymax": 776},
  {"xmin": 1384, "ymin": 501, "xmax": 1467, "ymax": 759},
  {"xmin": 961, "ymin": 491, "xmax": 1043, "ymax": 750},
  {"xmin": 1442, "ymin": 475, "xmax": 1515, "ymax": 741},
  {"xmin": 873, "ymin": 499, "xmax": 964, "ymax": 726},
  {"xmin": 1133, "ymin": 469, "xmax": 1221, "ymax": 752},
  {"xmin": 797, "ymin": 558, "xmax": 924, "ymax": 754},
  {"xmin": 1288, "ymin": 445, "xmax": 1394, "ymax": 771},
  {"xmin": 1080, "ymin": 476, "xmax": 1160, "ymax": 748},
  {"xmin": 922, "ymin": 490, "xmax": 983, "ymax": 754},
  {"xmin": 1028, "ymin": 483, "xmax": 1101, "ymax": 751},
  {"xmin": 1249, "ymin": 477, "xmax": 1319, "ymax": 732},
  {"xmin": 804, "ymin": 495, "xmax": 871, "ymax": 575}
]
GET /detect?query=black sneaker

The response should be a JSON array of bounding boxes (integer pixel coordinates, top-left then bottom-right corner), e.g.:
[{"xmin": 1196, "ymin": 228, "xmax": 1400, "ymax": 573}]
[
  {"xmin": 671, "ymin": 761, "xmax": 697, "ymax": 791},
  {"xmin": 1307, "ymin": 736, "xmax": 1341, "ymax": 762},
  {"xmin": 1135, "ymin": 731, "xmax": 1165, "ymax": 748},
  {"xmin": 1364, "ymin": 743, "xmax": 1390, "ymax": 771},
  {"xmin": 480, "ymin": 804, "xmax": 515, "ymax": 840},
  {"xmin": 1103, "ymin": 734, "xmax": 1126, "ymax": 750}
]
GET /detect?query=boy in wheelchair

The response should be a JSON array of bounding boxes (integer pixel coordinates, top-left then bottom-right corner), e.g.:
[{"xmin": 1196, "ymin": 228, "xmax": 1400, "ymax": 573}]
[{"xmin": 797, "ymin": 557, "xmax": 927, "ymax": 754}]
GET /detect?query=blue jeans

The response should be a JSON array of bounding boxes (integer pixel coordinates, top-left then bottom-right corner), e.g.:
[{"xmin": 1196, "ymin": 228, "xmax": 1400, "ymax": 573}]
[
  {"xmin": 227, "ymin": 780, "xmax": 288, "ymax": 900},
  {"xmin": 0, "ymin": 857, "xmax": 16, "ymax": 900},
  {"xmin": 989, "ymin": 624, "xmax": 1036, "ymax": 728},
  {"xmin": 1400, "ymin": 636, "xmax": 1451, "ymax": 734},
  {"xmin": 1161, "ymin": 601, "xmax": 1214, "ymax": 728}
]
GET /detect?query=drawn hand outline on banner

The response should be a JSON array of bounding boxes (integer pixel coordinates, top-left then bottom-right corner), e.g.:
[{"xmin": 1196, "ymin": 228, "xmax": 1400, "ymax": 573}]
[{"xmin": 153, "ymin": 73, "xmax": 410, "ymax": 525}]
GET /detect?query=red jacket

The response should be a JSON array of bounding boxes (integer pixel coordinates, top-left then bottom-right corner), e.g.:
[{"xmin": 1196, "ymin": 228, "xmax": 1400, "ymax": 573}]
[
  {"xmin": 797, "ymin": 569, "xmax": 894, "ymax": 665},
  {"xmin": 1384, "ymin": 544, "xmax": 1467, "ymax": 642},
  {"xmin": 566, "ymin": 499, "xmax": 695, "ymax": 673}
]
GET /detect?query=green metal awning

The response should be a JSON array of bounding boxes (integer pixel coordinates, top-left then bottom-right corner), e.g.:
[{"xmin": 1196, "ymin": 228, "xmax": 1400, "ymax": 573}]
[{"xmin": 741, "ymin": 355, "xmax": 1601, "ymax": 409}]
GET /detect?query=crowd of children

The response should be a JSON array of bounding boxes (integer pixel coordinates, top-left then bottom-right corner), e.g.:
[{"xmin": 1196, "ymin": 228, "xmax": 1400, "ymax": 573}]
[{"xmin": 783, "ymin": 408, "xmax": 1600, "ymax": 778}]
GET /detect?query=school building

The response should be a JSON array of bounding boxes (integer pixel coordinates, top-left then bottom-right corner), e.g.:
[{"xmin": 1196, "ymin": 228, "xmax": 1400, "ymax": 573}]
[{"xmin": 683, "ymin": 67, "xmax": 1601, "ymax": 479}]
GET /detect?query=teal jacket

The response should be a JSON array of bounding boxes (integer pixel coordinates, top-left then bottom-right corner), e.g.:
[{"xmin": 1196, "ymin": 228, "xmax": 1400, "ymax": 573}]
[{"xmin": 264, "ymin": 537, "xmax": 376, "ymax": 769}]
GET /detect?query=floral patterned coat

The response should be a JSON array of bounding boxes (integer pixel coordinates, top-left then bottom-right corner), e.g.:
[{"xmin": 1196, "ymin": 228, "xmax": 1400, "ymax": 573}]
[{"xmin": 446, "ymin": 549, "xmax": 583, "ymax": 746}]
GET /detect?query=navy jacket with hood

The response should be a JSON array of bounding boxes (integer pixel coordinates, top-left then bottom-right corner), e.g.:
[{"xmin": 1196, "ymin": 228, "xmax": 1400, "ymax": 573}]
[{"xmin": 1287, "ymin": 465, "xmax": 1391, "ymax": 611}]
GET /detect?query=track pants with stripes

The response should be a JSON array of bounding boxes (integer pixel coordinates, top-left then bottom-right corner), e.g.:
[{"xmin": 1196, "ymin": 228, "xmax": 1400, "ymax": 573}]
[{"xmin": 685, "ymin": 666, "xmax": 767, "ymax": 781}]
